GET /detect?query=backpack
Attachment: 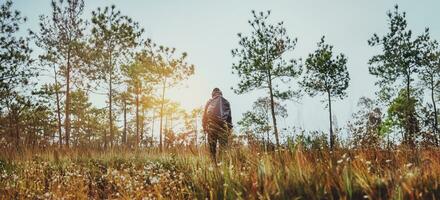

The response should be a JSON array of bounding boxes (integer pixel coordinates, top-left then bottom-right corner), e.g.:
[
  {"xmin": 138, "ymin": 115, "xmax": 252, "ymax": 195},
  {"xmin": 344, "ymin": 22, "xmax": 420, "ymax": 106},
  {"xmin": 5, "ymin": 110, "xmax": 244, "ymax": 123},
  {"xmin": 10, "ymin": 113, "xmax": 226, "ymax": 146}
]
[{"xmin": 204, "ymin": 95, "xmax": 232, "ymax": 130}]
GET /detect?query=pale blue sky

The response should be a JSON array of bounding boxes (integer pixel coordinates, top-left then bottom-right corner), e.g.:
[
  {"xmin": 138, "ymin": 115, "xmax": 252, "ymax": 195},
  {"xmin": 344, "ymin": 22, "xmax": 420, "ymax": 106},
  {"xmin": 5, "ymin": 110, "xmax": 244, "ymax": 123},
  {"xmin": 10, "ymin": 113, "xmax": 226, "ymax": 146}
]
[{"xmin": 13, "ymin": 0, "xmax": 440, "ymax": 135}]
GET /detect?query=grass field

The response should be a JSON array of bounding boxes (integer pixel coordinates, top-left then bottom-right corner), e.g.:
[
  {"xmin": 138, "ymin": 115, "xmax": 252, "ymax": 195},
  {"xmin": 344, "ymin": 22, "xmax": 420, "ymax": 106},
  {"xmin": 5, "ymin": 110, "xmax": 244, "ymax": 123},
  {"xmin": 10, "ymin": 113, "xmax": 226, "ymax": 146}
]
[{"xmin": 1, "ymin": 147, "xmax": 440, "ymax": 199}]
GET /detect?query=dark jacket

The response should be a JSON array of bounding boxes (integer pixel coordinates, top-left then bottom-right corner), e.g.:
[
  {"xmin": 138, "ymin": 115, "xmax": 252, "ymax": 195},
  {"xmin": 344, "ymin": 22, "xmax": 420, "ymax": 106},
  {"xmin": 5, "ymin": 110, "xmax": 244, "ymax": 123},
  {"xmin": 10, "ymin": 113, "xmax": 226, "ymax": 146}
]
[{"xmin": 202, "ymin": 94, "xmax": 232, "ymax": 131}]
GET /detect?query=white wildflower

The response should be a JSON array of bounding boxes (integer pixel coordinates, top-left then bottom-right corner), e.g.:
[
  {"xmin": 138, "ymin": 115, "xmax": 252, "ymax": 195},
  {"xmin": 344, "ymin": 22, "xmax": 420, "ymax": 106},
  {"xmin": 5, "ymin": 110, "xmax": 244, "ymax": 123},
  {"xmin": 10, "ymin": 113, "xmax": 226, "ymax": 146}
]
[
  {"xmin": 11, "ymin": 174, "xmax": 18, "ymax": 181},
  {"xmin": 150, "ymin": 176, "xmax": 160, "ymax": 184},
  {"xmin": 44, "ymin": 192, "xmax": 50, "ymax": 198}
]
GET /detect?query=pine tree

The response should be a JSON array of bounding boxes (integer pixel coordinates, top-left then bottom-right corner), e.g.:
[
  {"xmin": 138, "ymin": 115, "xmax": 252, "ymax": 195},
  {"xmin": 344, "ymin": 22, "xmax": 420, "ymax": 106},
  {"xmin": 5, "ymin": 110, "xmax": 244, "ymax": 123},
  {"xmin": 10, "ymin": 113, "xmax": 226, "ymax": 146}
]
[
  {"xmin": 0, "ymin": 0, "xmax": 33, "ymax": 148},
  {"xmin": 238, "ymin": 97, "xmax": 287, "ymax": 151},
  {"xmin": 300, "ymin": 36, "xmax": 350, "ymax": 149},
  {"xmin": 368, "ymin": 5, "xmax": 426, "ymax": 145},
  {"xmin": 31, "ymin": 0, "xmax": 86, "ymax": 147},
  {"xmin": 232, "ymin": 10, "xmax": 301, "ymax": 148},
  {"xmin": 418, "ymin": 32, "xmax": 440, "ymax": 143},
  {"xmin": 0, "ymin": 0, "xmax": 33, "ymax": 92},
  {"xmin": 122, "ymin": 50, "xmax": 156, "ymax": 148},
  {"xmin": 89, "ymin": 5, "xmax": 143, "ymax": 148},
  {"xmin": 144, "ymin": 40, "xmax": 194, "ymax": 151}
]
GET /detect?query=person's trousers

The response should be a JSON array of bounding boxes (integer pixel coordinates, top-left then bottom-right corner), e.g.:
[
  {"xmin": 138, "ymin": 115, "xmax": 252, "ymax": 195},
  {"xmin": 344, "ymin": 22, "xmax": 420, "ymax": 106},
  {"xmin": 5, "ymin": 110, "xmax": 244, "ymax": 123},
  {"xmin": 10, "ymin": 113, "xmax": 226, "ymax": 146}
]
[{"xmin": 207, "ymin": 125, "xmax": 229, "ymax": 161}]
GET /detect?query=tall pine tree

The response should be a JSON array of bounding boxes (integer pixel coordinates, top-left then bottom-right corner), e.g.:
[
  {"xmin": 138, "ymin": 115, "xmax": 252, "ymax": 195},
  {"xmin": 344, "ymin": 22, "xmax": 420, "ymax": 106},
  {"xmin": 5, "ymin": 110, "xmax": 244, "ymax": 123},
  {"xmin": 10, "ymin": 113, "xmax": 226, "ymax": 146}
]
[
  {"xmin": 300, "ymin": 36, "xmax": 350, "ymax": 149},
  {"xmin": 232, "ymin": 10, "xmax": 301, "ymax": 148},
  {"xmin": 89, "ymin": 5, "xmax": 143, "ymax": 148},
  {"xmin": 368, "ymin": 5, "xmax": 426, "ymax": 145},
  {"xmin": 31, "ymin": 0, "xmax": 86, "ymax": 147}
]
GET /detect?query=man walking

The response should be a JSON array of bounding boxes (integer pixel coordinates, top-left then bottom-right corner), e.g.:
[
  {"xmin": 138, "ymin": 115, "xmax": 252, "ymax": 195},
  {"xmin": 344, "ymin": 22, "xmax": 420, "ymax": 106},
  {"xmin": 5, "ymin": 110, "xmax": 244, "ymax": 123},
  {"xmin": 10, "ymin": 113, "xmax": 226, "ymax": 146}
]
[{"xmin": 202, "ymin": 88, "xmax": 232, "ymax": 161}]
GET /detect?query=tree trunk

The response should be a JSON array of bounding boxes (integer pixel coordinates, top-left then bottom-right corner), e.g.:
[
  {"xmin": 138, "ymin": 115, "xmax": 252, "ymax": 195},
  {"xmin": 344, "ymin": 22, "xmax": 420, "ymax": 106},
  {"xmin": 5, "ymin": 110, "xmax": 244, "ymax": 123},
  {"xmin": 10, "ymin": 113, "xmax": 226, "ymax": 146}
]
[
  {"xmin": 140, "ymin": 108, "xmax": 145, "ymax": 147},
  {"xmin": 136, "ymin": 90, "xmax": 140, "ymax": 148},
  {"xmin": 328, "ymin": 91, "xmax": 334, "ymax": 149},
  {"xmin": 194, "ymin": 114, "xmax": 198, "ymax": 148},
  {"xmin": 107, "ymin": 71, "xmax": 112, "ymax": 149},
  {"xmin": 405, "ymin": 72, "xmax": 411, "ymax": 145},
  {"xmin": 103, "ymin": 130, "xmax": 107, "ymax": 149},
  {"xmin": 64, "ymin": 49, "xmax": 71, "ymax": 148},
  {"xmin": 430, "ymin": 77, "xmax": 439, "ymax": 145},
  {"xmin": 53, "ymin": 65, "xmax": 62, "ymax": 147},
  {"xmin": 108, "ymin": 51, "xmax": 114, "ymax": 149},
  {"xmin": 123, "ymin": 97, "xmax": 127, "ymax": 145},
  {"xmin": 165, "ymin": 115, "xmax": 168, "ymax": 149},
  {"xmin": 87, "ymin": 124, "xmax": 92, "ymax": 146},
  {"xmin": 159, "ymin": 79, "xmax": 166, "ymax": 152},
  {"xmin": 170, "ymin": 113, "xmax": 173, "ymax": 130},
  {"xmin": 109, "ymin": 78, "xmax": 113, "ymax": 147},
  {"xmin": 151, "ymin": 110, "xmax": 155, "ymax": 147},
  {"xmin": 265, "ymin": 105, "xmax": 270, "ymax": 152},
  {"xmin": 267, "ymin": 71, "xmax": 280, "ymax": 148},
  {"xmin": 14, "ymin": 110, "xmax": 20, "ymax": 149}
]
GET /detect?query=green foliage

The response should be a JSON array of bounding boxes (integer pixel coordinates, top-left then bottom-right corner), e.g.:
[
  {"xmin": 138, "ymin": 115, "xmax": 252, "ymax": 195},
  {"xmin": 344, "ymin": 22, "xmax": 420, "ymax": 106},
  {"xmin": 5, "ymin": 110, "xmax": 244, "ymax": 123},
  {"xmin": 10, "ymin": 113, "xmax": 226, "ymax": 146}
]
[
  {"xmin": 31, "ymin": 0, "xmax": 88, "ymax": 147},
  {"xmin": 232, "ymin": 10, "xmax": 301, "ymax": 147},
  {"xmin": 123, "ymin": 51, "xmax": 156, "ymax": 96},
  {"xmin": 348, "ymin": 97, "xmax": 384, "ymax": 148},
  {"xmin": 0, "ymin": 0, "xmax": 33, "ymax": 99},
  {"xmin": 418, "ymin": 31, "xmax": 440, "ymax": 135},
  {"xmin": 238, "ymin": 97, "xmax": 287, "ymax": 145},
  {"xmin": 89, "ymin": 4, "xmax": 144, "ymax": 83},
  {"xmin": 301, "ymin": 36, "xmax": 349, "ymax": 101},
  {"xmin": 31, "ymin": 0, "xmax": 87, "ymax": 84},
  {"xmin": 121, "ymin": 50, "xmax": 158, "ymax": 147},
  {"xmin": 301, "ymin": 36, "xmax": 349, "ymax": 149},
  {"xmin": 368, "ymin": 5, "xmax": 432, "ymax": 145},
  {"xmin": 231, "ymin": 10, "xmax": 301, "ymax": 99},
  {"xmin": 143, "ymin": 40, "xmax": 195, "ymax": 89},
  {"xmin": 418, "ymin": 31, "xmax": 440, "ymax": 89},
  {"xmin": 143, "ymin": 39, "xmax": 195, "ymax": 150},
  {"xmin": 368, "ymin": 5, "xmax": 424, "ymax": 97},
  {"xmin": 379, "ymin": 117, "xmax": 394, "ymax": 137},
  {"xmin": 385, "ymin": 89, "xmax": 420, "ymax": 142},
  {"xmin": 89, "ymin": 4, "xmax": 144, "ymax": 147}
]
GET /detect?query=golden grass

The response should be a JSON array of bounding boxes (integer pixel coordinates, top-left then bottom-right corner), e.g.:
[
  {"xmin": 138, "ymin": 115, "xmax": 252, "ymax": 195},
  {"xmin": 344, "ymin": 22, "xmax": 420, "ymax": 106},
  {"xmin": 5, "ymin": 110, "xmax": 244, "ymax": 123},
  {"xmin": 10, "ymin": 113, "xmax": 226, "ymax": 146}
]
[{"xmin": 1, "ymin": 146, "xmax": 440, "ymax": 199}]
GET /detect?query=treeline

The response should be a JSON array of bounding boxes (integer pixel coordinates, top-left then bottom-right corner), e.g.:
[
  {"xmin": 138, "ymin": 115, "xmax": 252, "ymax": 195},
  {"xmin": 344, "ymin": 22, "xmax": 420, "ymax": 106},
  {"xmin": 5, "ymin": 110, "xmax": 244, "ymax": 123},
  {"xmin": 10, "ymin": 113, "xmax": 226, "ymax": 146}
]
[
  {"xmin": 1, "ymin": 1, "xmax": 439, "ymax": 151},
  {"xmin": 234, "ymin": 8, "xmax": 440, "ymax": 150},
  {"xmin": 0, "ymin": 0, "xmax": 198, "ymax": 150}
]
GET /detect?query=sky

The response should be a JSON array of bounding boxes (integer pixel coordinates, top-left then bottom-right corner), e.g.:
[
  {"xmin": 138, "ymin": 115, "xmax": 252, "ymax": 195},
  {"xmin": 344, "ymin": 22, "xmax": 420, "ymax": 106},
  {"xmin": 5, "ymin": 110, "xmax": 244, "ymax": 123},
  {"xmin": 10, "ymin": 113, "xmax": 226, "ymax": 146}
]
[{"xmin": 12, "ymin": 0, "xmax": 440, "ymax": 135}]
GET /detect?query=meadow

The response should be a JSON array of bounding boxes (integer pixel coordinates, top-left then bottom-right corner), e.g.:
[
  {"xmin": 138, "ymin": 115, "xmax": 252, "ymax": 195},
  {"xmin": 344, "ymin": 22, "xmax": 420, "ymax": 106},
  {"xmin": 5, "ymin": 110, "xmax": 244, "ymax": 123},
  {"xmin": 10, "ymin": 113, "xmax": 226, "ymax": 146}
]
[
  {"xmin": 1, "ymin": 146, "xmax": 440, "ymax": 199},
  {"xmin": 2, "ymin": 1, "xmax": 440, "ymax": 199}
]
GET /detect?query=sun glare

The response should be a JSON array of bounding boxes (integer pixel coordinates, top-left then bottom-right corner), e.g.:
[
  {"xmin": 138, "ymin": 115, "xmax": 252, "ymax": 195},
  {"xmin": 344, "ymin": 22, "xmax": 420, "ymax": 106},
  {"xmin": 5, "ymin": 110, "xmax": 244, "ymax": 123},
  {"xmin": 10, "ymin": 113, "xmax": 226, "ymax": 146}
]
[{"xmin": 168, "ymin": 74, "xmax": 210, "ymax": 112}]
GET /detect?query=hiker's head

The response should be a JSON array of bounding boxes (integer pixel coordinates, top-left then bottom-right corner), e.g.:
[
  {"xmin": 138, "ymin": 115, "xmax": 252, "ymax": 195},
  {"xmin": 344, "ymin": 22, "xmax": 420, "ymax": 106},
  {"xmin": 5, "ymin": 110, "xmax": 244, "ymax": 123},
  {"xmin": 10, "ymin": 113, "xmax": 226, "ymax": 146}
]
[{"xmin": 212, "ymin": 88, "xmax": 222, "ymax": 97}]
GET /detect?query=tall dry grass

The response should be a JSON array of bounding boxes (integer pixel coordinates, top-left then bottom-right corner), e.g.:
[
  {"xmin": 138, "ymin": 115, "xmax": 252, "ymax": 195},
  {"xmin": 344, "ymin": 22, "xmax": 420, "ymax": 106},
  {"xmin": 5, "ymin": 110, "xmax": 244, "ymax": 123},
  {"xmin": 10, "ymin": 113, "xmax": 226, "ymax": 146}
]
[{"xmin": 1, "ymin": 146, "xmax": 440, "ymax": 199}]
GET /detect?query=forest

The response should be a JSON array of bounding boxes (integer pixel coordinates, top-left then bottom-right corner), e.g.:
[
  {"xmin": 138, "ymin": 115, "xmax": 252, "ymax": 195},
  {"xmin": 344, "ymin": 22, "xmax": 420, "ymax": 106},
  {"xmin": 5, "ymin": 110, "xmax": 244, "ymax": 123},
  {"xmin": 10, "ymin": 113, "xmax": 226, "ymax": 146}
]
[{"xmin": 1, "ymin": 0, "xmax": 440, "ymax": 199}]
